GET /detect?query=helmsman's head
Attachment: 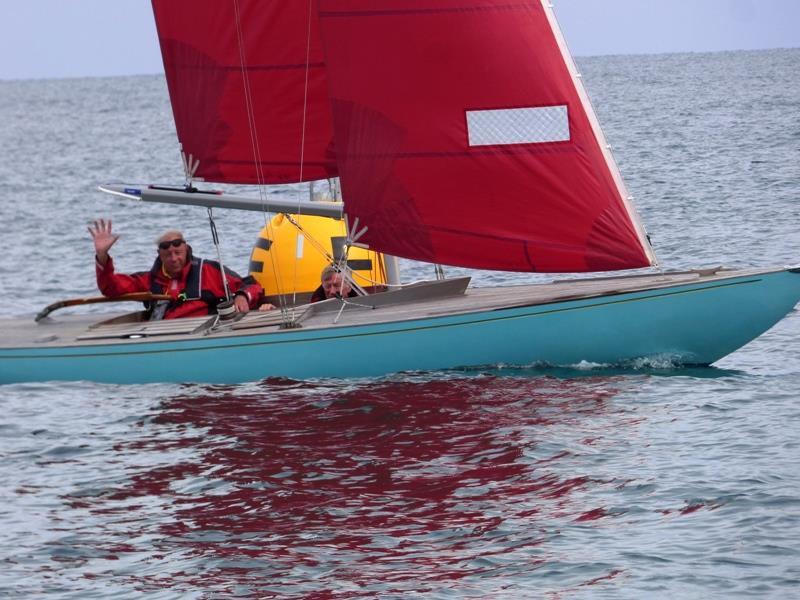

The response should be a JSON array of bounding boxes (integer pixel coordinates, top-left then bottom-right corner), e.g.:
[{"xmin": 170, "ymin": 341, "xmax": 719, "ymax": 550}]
[{"xmin": 156, "ymin": 229, "xmax": 188, "ymax": 277}]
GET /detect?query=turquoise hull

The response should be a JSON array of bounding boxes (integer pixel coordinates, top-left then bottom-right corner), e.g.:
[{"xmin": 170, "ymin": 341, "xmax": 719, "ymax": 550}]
[{"xmin": 1, "ymin": 269, "xmax": 798, "ymax": 384}]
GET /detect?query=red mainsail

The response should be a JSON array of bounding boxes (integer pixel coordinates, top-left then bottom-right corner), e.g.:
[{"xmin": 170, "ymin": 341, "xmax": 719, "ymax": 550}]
[
  {"xmin": 316, "ymin": 0, "xmax": 654, "ymax": 272},
  {"xmin": 152, "ymin": 0, "xmax": 337, "ymax": 184}
]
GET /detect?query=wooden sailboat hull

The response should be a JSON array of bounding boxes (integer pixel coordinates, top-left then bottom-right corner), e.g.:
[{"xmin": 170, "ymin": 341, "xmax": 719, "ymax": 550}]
[{"xmin": 1, "ymin": 268, "xmax": 798, "ymax": 385}]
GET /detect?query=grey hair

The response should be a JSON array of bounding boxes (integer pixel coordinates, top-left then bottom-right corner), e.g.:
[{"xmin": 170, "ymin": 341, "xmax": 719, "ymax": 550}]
[
  {"xmin": 320, "ymin": 264, "xmax": 339, "ymax": 282},
  {"xmin": 156, "ymin": 230, "xmax": 184, "ymax": 245}
]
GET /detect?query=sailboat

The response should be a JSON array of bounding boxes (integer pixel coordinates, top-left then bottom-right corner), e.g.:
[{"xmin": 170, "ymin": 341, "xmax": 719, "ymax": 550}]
[{"xmin": 1, "ymin": 0, "xmax": 798, "ymax": 385}]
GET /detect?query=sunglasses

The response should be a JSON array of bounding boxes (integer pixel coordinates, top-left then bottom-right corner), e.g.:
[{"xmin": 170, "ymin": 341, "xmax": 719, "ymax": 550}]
[{"xmin": 158, "ymin": 239, "xmax": 186, "ymax": 250}]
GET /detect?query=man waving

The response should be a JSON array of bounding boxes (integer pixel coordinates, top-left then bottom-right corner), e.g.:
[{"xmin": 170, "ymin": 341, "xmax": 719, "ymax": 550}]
[{"xmin": 89, "ymin": 218, "xmax": 264, "ymax": 320}]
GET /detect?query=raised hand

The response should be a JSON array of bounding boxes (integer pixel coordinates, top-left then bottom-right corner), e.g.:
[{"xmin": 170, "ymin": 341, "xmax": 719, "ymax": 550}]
[{"xmin": 88, "ymin": 218, "xmax": 120, "ymax": 266}]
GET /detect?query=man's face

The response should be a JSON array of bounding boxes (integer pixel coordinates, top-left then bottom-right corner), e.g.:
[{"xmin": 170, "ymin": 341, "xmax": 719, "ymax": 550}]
[
  {"xmin": 322, "ymin": 273, "xmax": 351, "ymax": 298},
  {"xmin": 158, "ymin": 236, "xmax": 188, "ymax": 277}
]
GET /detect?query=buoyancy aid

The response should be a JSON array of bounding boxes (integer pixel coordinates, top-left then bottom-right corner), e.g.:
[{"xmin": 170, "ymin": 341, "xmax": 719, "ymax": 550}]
[{"xmin": 146, "ymin": 256, "xmax": 228, "ymax": 317}]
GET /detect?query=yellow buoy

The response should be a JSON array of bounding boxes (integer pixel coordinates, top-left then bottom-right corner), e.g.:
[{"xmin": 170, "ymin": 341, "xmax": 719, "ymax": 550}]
[{"xmin": 249, "ymin": 213, "xmax": 387, "ymax": 298}]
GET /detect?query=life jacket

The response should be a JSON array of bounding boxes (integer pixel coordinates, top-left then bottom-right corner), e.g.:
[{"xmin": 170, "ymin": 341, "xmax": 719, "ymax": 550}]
[{"xmin": 146, "ymin": 256, "xmax": 227, "ymax": 317}]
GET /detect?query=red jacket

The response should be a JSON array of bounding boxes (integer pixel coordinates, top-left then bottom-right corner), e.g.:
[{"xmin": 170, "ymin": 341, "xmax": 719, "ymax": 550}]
[{"xmin": 96, "ymin": 254, "xmax": 263, "ymax": 319}]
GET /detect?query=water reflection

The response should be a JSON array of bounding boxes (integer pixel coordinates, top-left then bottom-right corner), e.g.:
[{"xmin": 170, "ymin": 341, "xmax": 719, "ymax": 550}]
[{"xmin": 63, "ymin": 374, "xmax": 644, "ymax": 596}]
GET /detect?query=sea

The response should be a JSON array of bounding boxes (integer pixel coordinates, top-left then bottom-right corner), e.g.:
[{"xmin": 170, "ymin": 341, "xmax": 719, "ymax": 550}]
[{"xmin": 0, "ymin": 49, "xmax": 799, "ymax": 598}]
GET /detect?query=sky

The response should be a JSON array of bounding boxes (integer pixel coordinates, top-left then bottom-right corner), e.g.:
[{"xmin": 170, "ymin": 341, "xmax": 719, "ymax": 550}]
[{"xmin": 0, "ymin": 0, "xmax": 798, "ymax": 80}]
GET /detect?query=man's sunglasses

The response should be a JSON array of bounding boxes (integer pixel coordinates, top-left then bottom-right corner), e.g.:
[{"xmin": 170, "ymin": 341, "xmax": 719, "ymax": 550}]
[{"xmin": 158, "ymin": 239, "xmax": 186, "ymax": 250}]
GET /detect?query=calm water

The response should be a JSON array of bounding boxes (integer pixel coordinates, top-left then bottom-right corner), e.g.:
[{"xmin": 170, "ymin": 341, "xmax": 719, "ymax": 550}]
[{"xmin": 1, "ymin": 49, "xmax": 799, "ymax": 598}]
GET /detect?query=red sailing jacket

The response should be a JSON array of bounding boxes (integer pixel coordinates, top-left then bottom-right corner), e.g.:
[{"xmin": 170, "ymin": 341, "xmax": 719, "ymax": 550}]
[{"xmin": 96, "ymin": 254, "xmax": 263, "ymax": 319}]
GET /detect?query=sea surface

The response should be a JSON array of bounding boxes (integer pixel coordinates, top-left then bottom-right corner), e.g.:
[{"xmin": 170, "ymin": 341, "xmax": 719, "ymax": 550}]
[{"xmin": 1, "ymin": 49, "xmax": 799, "ymax": 598}]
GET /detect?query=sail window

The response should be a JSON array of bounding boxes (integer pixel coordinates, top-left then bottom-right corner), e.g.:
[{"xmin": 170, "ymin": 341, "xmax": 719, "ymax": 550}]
[{"xmin": 466, "ymin": 106, "xmax": 569, "ymax": 146}]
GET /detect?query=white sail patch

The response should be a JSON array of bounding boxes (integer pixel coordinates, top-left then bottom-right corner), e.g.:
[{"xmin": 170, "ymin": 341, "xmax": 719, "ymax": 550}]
[{"xmin": 466, "ymin": 105, "xmax": 569, "ymax": 146}]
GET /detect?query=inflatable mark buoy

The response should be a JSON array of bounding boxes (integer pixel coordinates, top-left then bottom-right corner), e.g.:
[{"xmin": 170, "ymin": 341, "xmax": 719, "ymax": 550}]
[{"xmin": 249, "ymin": 213, "xmax": 387, "ymax": 298}]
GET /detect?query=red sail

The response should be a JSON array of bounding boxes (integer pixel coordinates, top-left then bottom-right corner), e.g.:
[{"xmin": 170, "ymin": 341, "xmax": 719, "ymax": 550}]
[
  {"xmin": 317, "ymin": 0, "xmax": 654, "ymax": 272},
  {"xmin": 152, "ymin": 0, "xmax": 337, "ymax": 184}
]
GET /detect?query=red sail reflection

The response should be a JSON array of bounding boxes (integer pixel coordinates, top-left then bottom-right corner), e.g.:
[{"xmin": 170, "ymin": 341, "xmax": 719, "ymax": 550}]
[{"xmin": 83, "ymin": 374, "xmax": 639, "ymax": 595}]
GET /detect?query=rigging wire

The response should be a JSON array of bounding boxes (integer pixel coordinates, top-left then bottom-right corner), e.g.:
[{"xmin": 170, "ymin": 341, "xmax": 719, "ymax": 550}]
[
  {"xmin": 288, "ymin": 0, "xmax": 317, "ymax": 320},
  {"xmin": 207, "ymin": 207, "xmax": 231, "ymax": 302},
  {"xmin": 232, "ymin": 0, "xmax": 291, "ymax": 321}
]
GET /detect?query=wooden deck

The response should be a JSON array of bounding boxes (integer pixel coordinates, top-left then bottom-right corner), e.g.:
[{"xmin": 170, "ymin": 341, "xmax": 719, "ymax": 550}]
[{"xmin": 0, "ymin": 266, "xmax": 774, "ymax": 349}]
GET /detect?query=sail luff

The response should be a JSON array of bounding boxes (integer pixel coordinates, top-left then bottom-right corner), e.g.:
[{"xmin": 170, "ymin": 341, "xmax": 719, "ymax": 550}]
[{"xmin": 539, "ymin": 0, "xmax": 657, "ymax": 267}]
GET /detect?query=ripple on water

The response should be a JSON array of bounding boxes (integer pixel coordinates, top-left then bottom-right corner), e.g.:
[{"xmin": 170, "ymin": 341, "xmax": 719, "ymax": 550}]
[{"xmin": 2, "ymin": 49, "xmax": 800, "ymax": 598}]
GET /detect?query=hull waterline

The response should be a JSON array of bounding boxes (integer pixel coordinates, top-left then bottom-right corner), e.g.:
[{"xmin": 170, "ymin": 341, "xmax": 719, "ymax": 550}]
[{"xmin": 1, "ymin": 268, "xmax": 798, "ymax": 384}]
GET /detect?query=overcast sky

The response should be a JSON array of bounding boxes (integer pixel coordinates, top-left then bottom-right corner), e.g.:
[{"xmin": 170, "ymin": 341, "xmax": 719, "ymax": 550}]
[{"xmin": 1, "ymin": 0, "xmax": 798, "ymax": 80}]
